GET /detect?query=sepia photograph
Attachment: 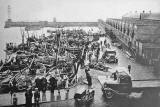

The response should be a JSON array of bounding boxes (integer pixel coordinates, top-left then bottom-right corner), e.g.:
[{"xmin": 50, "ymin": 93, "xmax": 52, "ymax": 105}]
[{"xmin": 0, "ymin": 0, "xmax": 160, "ymax": 107}]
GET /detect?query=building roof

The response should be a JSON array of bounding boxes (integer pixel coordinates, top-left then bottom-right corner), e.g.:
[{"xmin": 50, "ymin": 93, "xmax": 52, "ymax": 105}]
[
  {"xmin": 144, "ymin": 13, "xmax": 160, "ymax": 20},
  {"xmin": 143, "ymin": 43, "xmax": 160, "ymax": 49},
  {"xmin": 122, "ymin": 12, "xmax": 140, "ymax": 19},
  {"xmin": 122, "ymin": 12, "xmax": 160, "ymax": 21}
]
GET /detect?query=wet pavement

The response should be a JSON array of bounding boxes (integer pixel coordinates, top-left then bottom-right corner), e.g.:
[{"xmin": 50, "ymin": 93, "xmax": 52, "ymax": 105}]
[
  {"xmin": 1, "ymin": 36, "xmax": 160, "ymax": 107},
  {"xmin": 0, "ymin": 80, "xmax": 90, "ymax": 106},
  {"xmin": 20, "ymin": 78, "xmax": 160, "ymax": 107},
  {"xmin": 38, "ymin": 36, "xmax": 160, "ymax": 107},
  {"xmin": 98, "ymin": 37, "xmax": 160, "ymax": 80}
]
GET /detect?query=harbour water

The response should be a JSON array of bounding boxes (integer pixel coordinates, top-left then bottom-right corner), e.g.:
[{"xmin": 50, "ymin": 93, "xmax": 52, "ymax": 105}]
[{"xmin": 0, "ymin": 27, "xmax": 22, "ymax": 60}]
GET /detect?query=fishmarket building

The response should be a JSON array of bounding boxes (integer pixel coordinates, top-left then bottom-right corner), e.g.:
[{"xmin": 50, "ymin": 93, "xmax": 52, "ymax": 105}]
[{"xmin": 105, "ymin": 11, "xmax": 160, "ymax": 65}]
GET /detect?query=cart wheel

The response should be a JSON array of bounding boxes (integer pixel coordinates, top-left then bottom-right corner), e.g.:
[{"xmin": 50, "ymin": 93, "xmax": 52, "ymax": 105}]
[{"xmin": 105, "ymin": 90, "xmax": 114, "ymax": 99}]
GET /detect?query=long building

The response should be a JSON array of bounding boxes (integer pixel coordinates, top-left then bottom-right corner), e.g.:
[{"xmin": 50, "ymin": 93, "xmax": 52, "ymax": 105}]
[{"xmin": 105, "ymin": 11, "xmax": 160, "ymax": 65}]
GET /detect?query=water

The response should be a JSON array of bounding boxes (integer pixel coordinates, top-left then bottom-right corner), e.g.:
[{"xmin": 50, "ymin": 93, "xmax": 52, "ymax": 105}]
[{"xmin": 0, "ymin": 27, "xmax": 22, "ymax": 60}]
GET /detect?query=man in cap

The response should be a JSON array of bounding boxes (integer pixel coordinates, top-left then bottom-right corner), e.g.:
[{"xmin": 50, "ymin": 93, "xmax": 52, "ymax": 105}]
[
  {"xmin": 49, "ymin": 75, "xmax": 57, "ymax": 94},
  {"xmin": 34, "ymin": 88, "xmax": 40, "ymax": 107},
  {"xmin": 85, "ymin": 66, "xmax": 92, "ymax": 88},
  {"xmin": 35, "ymin": 77, "xmax": 41, "ymax": 91},
  {"xmin": 12, "ymin": 93, "xmax": 18, "ymax": 107},
  {"xmin": 25, "ymin": 87, "xmax": 33, "ymax": 107}
]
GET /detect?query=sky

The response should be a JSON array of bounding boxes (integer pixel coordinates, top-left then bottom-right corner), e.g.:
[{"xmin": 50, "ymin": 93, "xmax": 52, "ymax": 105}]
[{"xmin": 0, "ymin": 0, "xmax": 160, "ymax": 23}]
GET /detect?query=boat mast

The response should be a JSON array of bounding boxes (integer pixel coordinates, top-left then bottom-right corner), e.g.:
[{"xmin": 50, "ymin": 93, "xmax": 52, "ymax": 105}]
[
  {"xmin": 26, "ymin": 28, "xmax": 30, "ymax": 46},
  {"xmin": 20, "ymin": 27, "xmax": 24, "ymax": 50}
]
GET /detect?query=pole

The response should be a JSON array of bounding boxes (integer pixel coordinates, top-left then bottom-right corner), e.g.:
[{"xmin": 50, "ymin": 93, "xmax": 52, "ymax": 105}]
[
  {"xmin": 26, "ymin": 29, "xmax": 29, "ymax": 46},
  {"xmin": 56, "ymin": 31, "xmax": 60, "ymax": 66},
  {"xmin": 20, "ymin": 27, "xmax": 25, "ymax": 50}
]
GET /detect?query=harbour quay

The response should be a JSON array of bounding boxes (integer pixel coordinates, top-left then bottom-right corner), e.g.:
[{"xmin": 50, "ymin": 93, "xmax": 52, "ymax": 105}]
[
  {"xmin": 103, "ymin": 11, "xmax": 160, "ymax": 66},
  {"xmin": 1, "ymin": 9, "xmax": 160, "ymax": 107}
]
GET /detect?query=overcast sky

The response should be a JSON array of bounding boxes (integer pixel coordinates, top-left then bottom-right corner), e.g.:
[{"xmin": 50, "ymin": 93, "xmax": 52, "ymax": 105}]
[{"xmin": 0, "ymin": 0, "xmax": 160, "ymax": 22}]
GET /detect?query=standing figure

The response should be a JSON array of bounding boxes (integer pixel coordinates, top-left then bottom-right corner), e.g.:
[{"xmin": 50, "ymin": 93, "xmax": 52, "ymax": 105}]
[
  {"xmin": 101, "ymin": 41, "xmax": 102, "ymax": 47},
  {"xmin": 35, "ymin": 77, "xmax": 41, "ymax": 91},
  {"xmin": 88, "ymin": 52, "xmax": 93, "ymax": 63},
  {"xmin": 104, "ymin": 39, "xmax": 106, "ymax": 46},
  {"xmin": 0, "ymin": 60, "xmax": 3, "ymax": 66},
  {"xmin": 64, "ymin": 75, "xmax": 69, "ymax": 90},
  {"xmin": 25, "ymin": 88, "xmax": 33, "ymax": 107},
  {"xmin": 91, "ymin": 44, "xmax": 94, "ymax": 52},
  {"xmin": 85, "ymin": 67, "xmax": 92, "ymax": 88},
  {"xmin": 57, "ymin": 75, "xmax": 62, "ymax": 94},
  {"xmin": 128, "ymin": 65, "xmax": 131, "ymax": 73},
  {"xmin": 41, "ymin": 77, "xmax": 47, "ymax": 93},
  {"xmin": 112, "ymin": 71, "xmax": 118, "ymax": 80},
  {"xmin": 80, "ymin": 56, "xmax": 85, "ymax": 68},
  {"xmin": 49, "ymin": 75, "xmax": 57, "ymax": 94},
  {"xmin": 34, "ymin": 88, "xmax": 40, "ymax": 107},
  {"xmin": 9, "ymin": 82, "xmax": 14, "ymax": 103},
  {"xmin": 12, "ymin": 93, "xmax": 18, "ymax": 107},
  {"xmin": 96, "ymin": 47, "xmax": 100, "ymax": 63}
]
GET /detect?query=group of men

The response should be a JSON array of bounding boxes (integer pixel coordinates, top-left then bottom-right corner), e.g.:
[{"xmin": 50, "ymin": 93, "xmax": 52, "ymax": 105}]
[
  {"xmin": 25, "ymin": 86, "xmax": 40, "ymax": 107},
  {"xmin": 35, "ymin": 77, "xmax": 47, "ymax": 92},
  {"xmin": 11, "ymin": 86, "xmax": 40, "ymax": 107}
]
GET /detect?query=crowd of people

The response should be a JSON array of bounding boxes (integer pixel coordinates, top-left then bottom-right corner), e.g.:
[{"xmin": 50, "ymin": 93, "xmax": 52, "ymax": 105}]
[
  {"xmin": 9, "ymin": 40, "xmax": 104, "ymax": 107},
  {"xmin": 0, "ymin": 27, "xmax": 107, "ymax": 107},
  {"xmin": 8, "ymin": 36, "xmax": 133, "ymax": 107}
]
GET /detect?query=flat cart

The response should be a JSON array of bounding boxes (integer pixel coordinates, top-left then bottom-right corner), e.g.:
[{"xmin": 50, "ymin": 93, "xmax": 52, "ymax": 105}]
[{"xmin": 74, "ymin": 85, "xmax": 95, "ymax": 102}]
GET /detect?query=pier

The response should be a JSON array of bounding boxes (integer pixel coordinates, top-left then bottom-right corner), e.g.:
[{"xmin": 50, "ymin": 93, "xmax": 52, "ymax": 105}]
[{"xmin": 4, "ymin": 20, "xmax": 98, "ymax": 28}]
